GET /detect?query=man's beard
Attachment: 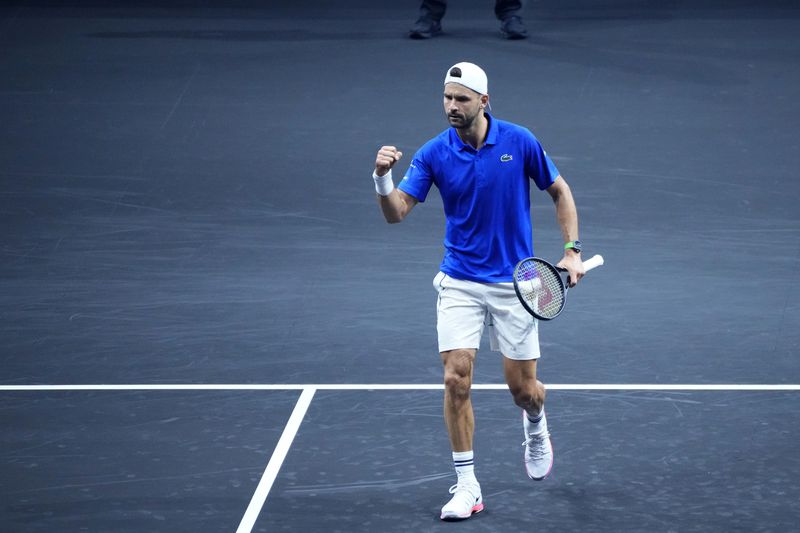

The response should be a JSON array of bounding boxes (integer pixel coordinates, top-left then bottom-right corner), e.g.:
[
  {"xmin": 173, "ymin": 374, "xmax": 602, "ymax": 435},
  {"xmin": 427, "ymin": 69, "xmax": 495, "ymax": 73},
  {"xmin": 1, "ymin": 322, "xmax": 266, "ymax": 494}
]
[{"xmin": 447, "ymin": 110, "xmax": 479, "ymax": 130}]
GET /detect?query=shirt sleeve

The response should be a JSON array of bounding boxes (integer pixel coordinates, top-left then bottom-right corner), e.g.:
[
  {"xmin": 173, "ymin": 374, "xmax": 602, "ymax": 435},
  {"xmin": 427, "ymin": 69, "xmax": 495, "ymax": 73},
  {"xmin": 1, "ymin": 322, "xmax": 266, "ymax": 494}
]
[
  {"xmin": 525, "ymin": 130, "xmax": 560, "ymax": 191},
  {"xmin": 397, "ymin": 147, "xmax": 435, "ymax": 203}
]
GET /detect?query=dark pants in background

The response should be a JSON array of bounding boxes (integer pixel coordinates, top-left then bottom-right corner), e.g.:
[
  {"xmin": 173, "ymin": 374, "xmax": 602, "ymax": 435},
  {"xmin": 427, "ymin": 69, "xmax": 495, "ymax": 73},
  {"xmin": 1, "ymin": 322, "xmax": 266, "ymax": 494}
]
[{"xmin": 418, "ymin": 0, "xmax": 525, "ymax": 22}]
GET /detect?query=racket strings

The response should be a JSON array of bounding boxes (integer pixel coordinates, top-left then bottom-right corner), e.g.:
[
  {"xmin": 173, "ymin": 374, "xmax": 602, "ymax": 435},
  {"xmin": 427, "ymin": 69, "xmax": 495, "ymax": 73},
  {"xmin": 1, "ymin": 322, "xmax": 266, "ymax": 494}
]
[{"xmin": 515, "ymin": 261, "xmax": 565, "ymax": 319}]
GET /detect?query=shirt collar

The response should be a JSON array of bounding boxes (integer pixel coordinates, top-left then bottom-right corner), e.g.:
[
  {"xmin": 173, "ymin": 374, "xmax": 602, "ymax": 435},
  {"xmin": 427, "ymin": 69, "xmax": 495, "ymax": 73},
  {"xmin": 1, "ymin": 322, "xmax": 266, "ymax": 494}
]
[{"xmin": 449, "ymin": 112, "xmax": 498, "ymax": 151}]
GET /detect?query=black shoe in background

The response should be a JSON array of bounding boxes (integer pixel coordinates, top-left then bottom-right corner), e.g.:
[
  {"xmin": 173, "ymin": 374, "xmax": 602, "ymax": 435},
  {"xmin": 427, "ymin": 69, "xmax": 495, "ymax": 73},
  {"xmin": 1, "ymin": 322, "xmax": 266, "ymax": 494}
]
[
  {"xmin": 409, "ymin": 17, "xmax": 442, "ymax": 39},
  {"xmin": 501, "ymin": 16, "xmax": 528, "ymax": 40}
]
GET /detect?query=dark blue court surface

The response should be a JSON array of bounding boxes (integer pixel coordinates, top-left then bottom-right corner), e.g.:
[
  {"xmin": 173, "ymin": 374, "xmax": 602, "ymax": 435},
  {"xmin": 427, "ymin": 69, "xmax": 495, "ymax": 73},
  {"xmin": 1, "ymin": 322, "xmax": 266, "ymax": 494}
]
[{"xmin": 1, "ymin": 0, "xmax": 799, "ymax": 531}]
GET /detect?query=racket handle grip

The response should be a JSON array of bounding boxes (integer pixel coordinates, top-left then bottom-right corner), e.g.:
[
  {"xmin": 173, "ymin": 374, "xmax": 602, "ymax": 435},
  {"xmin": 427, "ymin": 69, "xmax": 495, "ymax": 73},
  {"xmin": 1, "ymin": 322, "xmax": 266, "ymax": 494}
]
[{"xmin": 582, "ymin": 254, "xmax": 604, "ymax": 272}]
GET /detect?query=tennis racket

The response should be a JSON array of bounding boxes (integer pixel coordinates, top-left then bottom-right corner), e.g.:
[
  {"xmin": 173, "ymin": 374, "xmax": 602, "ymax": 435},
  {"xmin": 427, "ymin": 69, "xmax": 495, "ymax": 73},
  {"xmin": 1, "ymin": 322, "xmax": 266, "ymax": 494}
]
[{"xmin": 513, "ymin": 254, "xmax": 604, "ymax": 320}]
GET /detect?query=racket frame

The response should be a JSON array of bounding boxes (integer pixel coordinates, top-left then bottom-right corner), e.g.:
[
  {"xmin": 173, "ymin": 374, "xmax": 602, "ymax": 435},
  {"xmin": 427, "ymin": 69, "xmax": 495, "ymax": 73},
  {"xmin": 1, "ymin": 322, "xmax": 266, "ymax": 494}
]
[
  {"xmin": 513, "ymin": 257, "xmax": 567, "ymax": 321},
  {"xmin": 513, "ymin": 254, "xmax": 604, "ymax": 321}
]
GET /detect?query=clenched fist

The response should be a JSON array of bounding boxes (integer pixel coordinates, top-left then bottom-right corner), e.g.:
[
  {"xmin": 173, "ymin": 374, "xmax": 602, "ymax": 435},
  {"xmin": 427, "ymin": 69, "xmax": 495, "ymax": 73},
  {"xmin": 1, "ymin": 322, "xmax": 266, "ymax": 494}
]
[{"xmin": 375, "ymin": 146, "xmax": 403, "ymax": 177}]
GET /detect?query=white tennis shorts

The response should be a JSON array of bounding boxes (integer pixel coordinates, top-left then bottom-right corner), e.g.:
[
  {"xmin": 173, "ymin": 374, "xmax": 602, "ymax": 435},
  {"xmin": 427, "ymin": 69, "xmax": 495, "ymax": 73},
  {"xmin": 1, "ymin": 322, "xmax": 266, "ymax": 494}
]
[{"xmin": 433, "ymin": 271, "xmax": 540, "ymax": 360}]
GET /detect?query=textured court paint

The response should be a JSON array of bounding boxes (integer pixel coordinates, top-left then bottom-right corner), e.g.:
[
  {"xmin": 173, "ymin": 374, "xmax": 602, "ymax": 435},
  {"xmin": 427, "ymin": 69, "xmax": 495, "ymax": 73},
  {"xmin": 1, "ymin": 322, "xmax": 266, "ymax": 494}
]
[
  {"xmin": 2, "ymin": 1, "xmax": 799, "ymax": 389},
  {"xmin": 259, "ymin": 389, "xmax": 800, "ymax": 532},
  {"xmin": 236, "ymin": 388, "xmax": 315, "ymax": 533},
  {"xmin": 0, "ymin": 390, "xmax": 299, "ymax": 532}
]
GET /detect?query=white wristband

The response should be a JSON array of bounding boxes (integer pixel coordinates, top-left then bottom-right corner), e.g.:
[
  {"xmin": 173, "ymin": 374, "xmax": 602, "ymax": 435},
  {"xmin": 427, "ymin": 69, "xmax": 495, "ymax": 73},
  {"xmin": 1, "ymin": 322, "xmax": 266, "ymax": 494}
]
[{"xmin": 372, "ymin": 169, "xmax": 395, "ymax": 197}]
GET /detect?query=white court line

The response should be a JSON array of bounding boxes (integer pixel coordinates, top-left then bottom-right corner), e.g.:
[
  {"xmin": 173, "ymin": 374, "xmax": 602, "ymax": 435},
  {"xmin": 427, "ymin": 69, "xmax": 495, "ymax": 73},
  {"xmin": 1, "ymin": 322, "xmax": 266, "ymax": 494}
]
[
  {"xmin": 236, "ymin": 387, "xmax": 315, "ymax": 533},
  {"xmin": 0, "ymin": 383, "xmax": 799, "ymax": 391}
]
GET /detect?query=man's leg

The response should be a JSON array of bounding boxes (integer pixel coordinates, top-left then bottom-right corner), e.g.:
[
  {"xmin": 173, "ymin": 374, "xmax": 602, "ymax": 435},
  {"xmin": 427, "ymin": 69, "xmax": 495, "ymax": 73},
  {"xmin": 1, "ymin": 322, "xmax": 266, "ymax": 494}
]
[
  {"xmin": 494, "ymin": 0, "xmax": 528, "ymax": 39},
  {"xmin": 442, "ymin": 348, "xmax": 476, "ymax": 452},
  {"xmin": 494, "ymin": 0, "xmax": 523, "ymax": 19},
  {"xmin": 433, "ymin": 271, "xmax": 486, "ymax": 520},
  {"xmin": 409, "ymin": 0, "xmax": 446, "ymax": 39},
  {"xmin": 503, "ymin": 357, "xmax": 545, "ymax": 416},
  {"xmin": 439, "ymin": 348, "xmax": 483, "ymax": 520},
  {"xmin": 503, "ymin": 357, "xmax": 553, "ymax": 480},
  {"xmin": 420, "ymin": 0, "xmax": 447, "ymax": 21}
]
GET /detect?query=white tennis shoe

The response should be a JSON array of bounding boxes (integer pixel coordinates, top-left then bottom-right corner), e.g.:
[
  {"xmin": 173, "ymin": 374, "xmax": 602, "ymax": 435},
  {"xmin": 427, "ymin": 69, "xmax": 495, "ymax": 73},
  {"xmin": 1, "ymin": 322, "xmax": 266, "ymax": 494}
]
[
  {"xmin": 440, "ymin": 481, "xmax": 483, "ymax": 521},
  {"xmin": 523, "ymin": 411, "xmax": 553, "ymax": 480}
]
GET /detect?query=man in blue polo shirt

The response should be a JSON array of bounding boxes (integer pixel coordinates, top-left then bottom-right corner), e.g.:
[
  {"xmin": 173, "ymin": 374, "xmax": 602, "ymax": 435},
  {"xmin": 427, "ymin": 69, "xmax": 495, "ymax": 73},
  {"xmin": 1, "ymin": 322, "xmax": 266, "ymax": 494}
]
[{"xmin": 372, "ymin": 62, "xmax": 584, "ymax": 521}]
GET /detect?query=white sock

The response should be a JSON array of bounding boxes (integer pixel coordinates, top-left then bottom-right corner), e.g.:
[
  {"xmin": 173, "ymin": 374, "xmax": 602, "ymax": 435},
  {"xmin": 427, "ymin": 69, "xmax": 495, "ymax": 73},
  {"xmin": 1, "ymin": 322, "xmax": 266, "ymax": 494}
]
[
  {"xmin": 452, "ymin": 450, "xmax": 477, "ymax": 484},
  {"xmin": 526, "ymin": 408, "xmax": 548, "ymax": 435}
]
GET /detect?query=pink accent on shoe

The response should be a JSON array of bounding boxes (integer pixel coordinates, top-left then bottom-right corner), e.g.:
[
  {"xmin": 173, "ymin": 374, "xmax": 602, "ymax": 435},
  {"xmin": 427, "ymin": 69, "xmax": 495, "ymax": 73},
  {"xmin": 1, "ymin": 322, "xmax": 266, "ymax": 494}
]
[{"xmin": 440, "ymin": 501, "xmax": 484, "ymax": 520}]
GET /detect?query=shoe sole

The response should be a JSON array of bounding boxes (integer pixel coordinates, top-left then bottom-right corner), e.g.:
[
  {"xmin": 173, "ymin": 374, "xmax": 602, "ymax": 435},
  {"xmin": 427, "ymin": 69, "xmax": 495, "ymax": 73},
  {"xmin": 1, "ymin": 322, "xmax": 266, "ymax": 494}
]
[
  {"xmin": 502, "ymin": 32, "xmax": 528, "ymax": 40},
  {"xmin": 409, "ymin": 30, "xmax": 441, "ymax": 39},
  {"xmin": 440, "ymin": 501, "xmax": 484, "ymax": 521}
]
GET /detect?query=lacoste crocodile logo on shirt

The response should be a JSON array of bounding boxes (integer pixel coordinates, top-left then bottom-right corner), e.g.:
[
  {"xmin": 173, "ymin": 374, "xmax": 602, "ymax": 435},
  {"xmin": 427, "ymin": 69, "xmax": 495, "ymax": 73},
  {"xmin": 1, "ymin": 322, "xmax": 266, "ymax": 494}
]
[{"xmin": 500, "ymin": 154, "xmax": 513, "ymax": 162}]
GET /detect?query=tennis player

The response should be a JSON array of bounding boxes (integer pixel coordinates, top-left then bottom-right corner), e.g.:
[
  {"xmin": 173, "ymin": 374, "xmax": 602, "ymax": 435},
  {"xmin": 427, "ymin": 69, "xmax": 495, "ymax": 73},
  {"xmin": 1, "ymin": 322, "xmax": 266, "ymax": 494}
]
[{"xmin": 371, "ymin": 62, "xmax": 584, "ymax": 521}]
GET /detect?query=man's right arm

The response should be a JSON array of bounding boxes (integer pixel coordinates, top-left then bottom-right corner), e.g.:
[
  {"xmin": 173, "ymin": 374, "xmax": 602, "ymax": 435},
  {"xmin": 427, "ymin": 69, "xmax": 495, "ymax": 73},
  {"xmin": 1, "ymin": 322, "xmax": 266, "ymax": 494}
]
[{"xmin": 373, "ymin": 145, "xmax": 418, "ymax": 223}]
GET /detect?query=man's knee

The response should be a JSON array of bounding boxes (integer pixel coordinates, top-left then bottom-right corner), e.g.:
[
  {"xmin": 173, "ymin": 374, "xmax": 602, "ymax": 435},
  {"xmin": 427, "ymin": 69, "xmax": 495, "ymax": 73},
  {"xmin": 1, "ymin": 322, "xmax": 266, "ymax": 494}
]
[
  {"xmin": 510, "ymin": 382, "xmax": 546, "ymax": 412},
  {"xmin": 441, "ymin": 349, "xmax": 475, "ymax": 398}
]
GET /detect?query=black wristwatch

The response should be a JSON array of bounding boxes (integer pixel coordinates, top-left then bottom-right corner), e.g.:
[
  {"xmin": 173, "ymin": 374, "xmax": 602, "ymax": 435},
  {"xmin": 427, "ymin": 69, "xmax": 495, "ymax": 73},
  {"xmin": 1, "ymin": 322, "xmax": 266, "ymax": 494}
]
[{"xmin": 564, "ymin": 240, "xmax": 582, "ymax": 254}]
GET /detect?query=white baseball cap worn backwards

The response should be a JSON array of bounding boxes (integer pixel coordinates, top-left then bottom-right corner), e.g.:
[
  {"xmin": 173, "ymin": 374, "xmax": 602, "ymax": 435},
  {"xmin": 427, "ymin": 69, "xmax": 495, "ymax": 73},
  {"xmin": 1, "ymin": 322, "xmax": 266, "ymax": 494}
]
[{"xmin": 444, "ymin": 62, "xmax": 488, "ymax": 95}]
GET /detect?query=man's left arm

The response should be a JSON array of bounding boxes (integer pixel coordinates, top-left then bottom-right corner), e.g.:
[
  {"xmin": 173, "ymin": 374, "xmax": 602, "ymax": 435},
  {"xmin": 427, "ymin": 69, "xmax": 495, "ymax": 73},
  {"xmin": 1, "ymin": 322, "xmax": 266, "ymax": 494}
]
[{"xmin": 546, "ymin": 176, "xmax": 584, "ymax": 287}]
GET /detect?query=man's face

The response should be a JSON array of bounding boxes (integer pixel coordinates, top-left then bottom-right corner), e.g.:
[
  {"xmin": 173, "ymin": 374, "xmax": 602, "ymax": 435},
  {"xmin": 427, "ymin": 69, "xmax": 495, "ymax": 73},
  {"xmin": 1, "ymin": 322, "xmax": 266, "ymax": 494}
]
[{"xmin": 443, "ymin": 83, "xmax": 486, "ymax": 129}]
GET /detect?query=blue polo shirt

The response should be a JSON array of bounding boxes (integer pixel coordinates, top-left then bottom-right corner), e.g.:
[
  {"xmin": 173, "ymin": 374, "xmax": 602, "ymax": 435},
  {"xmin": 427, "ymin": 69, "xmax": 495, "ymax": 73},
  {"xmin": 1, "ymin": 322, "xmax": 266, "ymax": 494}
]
[{"xmin": 398, "ymin": 114, "xmax": 559, "ymax": 283}]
